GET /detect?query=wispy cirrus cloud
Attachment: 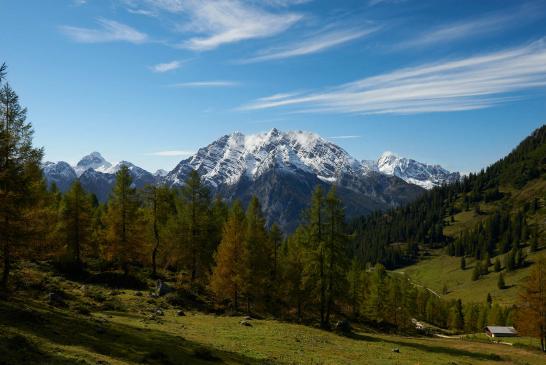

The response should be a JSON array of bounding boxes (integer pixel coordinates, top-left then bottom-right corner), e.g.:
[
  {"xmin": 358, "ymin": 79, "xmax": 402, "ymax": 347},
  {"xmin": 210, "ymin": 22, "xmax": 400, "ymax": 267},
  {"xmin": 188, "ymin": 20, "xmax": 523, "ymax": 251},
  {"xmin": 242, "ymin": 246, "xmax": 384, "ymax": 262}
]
[
  {"xmin": 150, "ymin": 60, "xmax": 183, "ymax": 73},
  {"xmin": 240, "ymin": 26, "xmax": 379, "ymax": 63},
  {"xmin": 147, "ymin": 150, "xmax": 195, "ymax": 157},
  {"xmin": 397, "ymin": 3, "xmax": 543, "ymax": 49},
  {"xmin": 175, "ymin": 0, "xmax": 303, "ymax": 51},
  {"xmin": 328, "ymin": 135, "xmax": 362, "ymax": 139},
  {"xmin": 170, "ymin": 80, "xmax": 240, "ymax": 88},
  {"xmin": 60, "ymin": 18, "xmax": 149, "ymax": 44},
  {"xmin": 239, "ymin": 39, "xmax": 546, "ymax": 115}
]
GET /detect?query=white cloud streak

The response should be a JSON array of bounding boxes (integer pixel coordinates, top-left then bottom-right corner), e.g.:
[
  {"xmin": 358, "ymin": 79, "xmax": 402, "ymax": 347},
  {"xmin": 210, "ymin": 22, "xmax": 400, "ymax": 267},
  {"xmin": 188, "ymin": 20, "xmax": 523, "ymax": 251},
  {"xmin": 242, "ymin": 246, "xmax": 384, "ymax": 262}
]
[
  {"xmin": 148, "ymin": 150, "xmax": 195, "ymax": 157},
  {"xmin": 241, "ymin": 26, "xmax": 378, "ymax": 63},
  {"xmin": 170, "ymin": 80, "xmax": 239, "ymax": 88},
  {"xmin": 239, "ymin": 39, "xmax": 546, "ymax": 115},
  {"xmin": 398, "ymin": 3, "xmax": 543, "ymax": 49},
  {"xmin": 328, "ymin": 135, "xmax": 361, "ymax": 139},
  {"xmin": 177, "ymin": 0, "xmax": 302, "ymax": 50},
  {"xmin": 60, "ymin": 18, "xmax": 149, "ymax": 44},
  {"xmin": 150, "ymin": 60, "xmax": 183, "ymax": 73}
]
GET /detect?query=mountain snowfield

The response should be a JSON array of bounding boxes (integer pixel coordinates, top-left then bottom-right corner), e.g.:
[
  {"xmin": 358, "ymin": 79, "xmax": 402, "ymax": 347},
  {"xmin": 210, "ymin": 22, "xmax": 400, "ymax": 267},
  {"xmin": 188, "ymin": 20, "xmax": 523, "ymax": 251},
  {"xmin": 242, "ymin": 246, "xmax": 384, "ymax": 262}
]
[
  {"xmin": 376, "ymin": 151, "xmax": 460, "ymax": 190},
  {"xmin": 165, "ymin": 128, "xmax": 459, "ymax": 189},
  {"xmin": 42, "ymin": 129, "xmax": 459, "ymax": 230},
  {"xmin": 166, "ymin": 128, "xmax": 365, "ymax": 187}
]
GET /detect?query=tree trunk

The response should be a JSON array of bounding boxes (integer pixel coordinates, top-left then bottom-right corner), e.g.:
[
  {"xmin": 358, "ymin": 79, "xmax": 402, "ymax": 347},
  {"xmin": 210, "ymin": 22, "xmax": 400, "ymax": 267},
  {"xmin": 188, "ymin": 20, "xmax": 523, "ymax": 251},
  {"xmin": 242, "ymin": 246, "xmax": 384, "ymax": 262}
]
[
  {"xmin": 2, "ymin": 241, "xmax": 9, "ymax": 291},
  {"xmin": 151, "ymin": 193, "xmax": 159, "ymax": 278},
  {"xmin": 1, "ymin": 218, "xmax": 10, "ymax": 291},
  {"xmin": 320, "ymin": 250, "xmax": 325, "ymax": 327}
]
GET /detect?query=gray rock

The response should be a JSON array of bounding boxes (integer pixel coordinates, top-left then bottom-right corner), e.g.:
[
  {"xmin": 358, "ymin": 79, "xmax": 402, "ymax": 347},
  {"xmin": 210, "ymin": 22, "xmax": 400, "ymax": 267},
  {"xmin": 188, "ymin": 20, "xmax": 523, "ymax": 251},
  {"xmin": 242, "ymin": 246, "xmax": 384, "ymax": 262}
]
[
  {"xmin": 155, "ymin": 308, "xmax": 164, "ymax": 316},
  {"xmin": 334, "ymin": 319, "xmax": 351, "ymax": 333},
  {"xmin": 155, "ymin": 280, "xmax": 174, "ymax": 297},
  {"xmin": 240, "ymin": 320, "xmax": 252, "ymax": 327},
  {"xmin": 176, "ymin": 310, "xmax": 186, "ymax": 317},
  {"xmin": 392, "ymin": 348, "xmax": 400, "ymax": 353},
  {"xmin": 47, "ymin": 292, "xmax": 66, "ymax": 307}
]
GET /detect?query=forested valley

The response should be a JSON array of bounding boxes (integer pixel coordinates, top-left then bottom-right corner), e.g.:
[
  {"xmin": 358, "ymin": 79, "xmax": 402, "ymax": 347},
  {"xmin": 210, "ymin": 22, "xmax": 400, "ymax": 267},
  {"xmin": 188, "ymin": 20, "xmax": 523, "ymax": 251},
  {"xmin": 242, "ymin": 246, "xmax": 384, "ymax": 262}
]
[{"xmin": 1, "ymin": 62, "xmax": 546, "ymax": 356}]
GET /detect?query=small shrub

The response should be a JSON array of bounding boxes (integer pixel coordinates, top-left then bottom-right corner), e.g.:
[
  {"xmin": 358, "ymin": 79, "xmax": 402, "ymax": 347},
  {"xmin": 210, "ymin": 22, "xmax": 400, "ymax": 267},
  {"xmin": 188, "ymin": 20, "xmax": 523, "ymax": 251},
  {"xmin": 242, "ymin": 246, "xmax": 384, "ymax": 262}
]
[
  {"xmin": 73, "ymin": 303, "xmax": 91, "ymax": 316},
  {"xmin": 101, "ymin": 298, "xmax": 125, "ymax": 312},
  {"xmin": 85, "ymin": 288, "xmax": 107, "ymax": 303}
]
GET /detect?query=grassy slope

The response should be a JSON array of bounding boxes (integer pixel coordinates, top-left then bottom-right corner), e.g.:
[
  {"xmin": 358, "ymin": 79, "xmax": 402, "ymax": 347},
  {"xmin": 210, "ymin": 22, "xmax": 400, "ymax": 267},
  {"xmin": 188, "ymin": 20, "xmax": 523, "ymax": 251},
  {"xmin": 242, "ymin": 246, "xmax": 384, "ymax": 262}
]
[
  {"xmin": 1, "ymin": 264, "xmax": 545, "ymax": 365},
  {"xmin": 397, "ymin": 178, "xmax": 546, "ymax": 306},
  {"xmin": 396, "ymin": 249, "xmax": 546, "ymax": 306}
]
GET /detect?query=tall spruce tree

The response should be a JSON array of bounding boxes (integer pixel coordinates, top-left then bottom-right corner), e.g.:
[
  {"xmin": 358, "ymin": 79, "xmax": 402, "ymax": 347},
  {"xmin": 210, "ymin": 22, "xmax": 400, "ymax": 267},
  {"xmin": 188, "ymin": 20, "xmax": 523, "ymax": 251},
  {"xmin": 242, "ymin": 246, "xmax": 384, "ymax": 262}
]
[
  {"xmin": 59, "ymin": 180, "xmax": 92, "ymax": 267},
  {"xmin": 324, "ymin": 186, "xmax": 348, "ymax": 325},
  {"xmin": 308, "ymin": 186, "xmax": 327, "ymax": 327},
  {"xmin": 104, "ymin": 165, "xmax": 142, "ymax": 274},
  {"xmin": 181, "ymin": 170, "xmax": 210, "ymax": 282},
  {"xmin": 240, "ymin": 196, "xmax": 271, "ymax": 313},
  {"xmin": 0, "ymin": 64, "xmax": 43, "ymax": 290}
]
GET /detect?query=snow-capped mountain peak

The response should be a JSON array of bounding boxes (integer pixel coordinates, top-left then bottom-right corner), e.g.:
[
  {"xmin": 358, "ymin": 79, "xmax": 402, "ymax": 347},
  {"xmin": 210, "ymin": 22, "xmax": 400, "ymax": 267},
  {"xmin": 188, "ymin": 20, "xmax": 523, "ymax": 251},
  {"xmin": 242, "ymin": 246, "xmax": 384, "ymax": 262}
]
[
  {"xmin": 375, "ymin": 151, "xmax": 460, "ymax": 189},
  {"xmin": 75, "ymin": 151, "xmax": 112, "ymax": 176},
  {"xmin": 167, "ymin": 129, "xmax": 364, "ymax": 188},
  {"xmin": 154, "ymin": 169, "xmax": 168, "ymax": 177}
]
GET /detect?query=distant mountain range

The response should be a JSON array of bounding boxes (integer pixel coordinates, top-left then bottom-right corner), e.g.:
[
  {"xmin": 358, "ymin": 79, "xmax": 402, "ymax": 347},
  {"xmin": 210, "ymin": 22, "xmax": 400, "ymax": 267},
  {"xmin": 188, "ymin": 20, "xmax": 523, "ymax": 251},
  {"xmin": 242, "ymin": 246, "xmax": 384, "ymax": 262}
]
[{"xmin": 43, "ymin": 129, "xmax": 460, "ymax": 231}]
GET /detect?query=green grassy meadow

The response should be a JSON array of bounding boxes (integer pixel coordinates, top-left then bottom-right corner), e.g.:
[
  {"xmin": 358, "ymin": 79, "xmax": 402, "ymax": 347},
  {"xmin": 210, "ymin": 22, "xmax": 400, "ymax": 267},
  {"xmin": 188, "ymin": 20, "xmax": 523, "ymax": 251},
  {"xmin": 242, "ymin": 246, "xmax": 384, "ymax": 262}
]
[{"xmin": 1, "ymin": 262, "xmax": 545, "ymax": 365}]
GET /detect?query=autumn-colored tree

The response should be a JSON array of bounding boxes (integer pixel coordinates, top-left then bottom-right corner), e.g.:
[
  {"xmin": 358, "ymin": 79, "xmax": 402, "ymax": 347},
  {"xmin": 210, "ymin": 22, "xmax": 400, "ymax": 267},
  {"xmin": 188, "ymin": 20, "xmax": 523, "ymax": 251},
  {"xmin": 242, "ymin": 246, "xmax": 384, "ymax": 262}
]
[
  {"xmin": 516, "ymin": 258, "xmax": 546, "ymax": 352},
  {"xmin": 210, "ymin": 201, "xmax": 245, "ymax": 310},
  {"xmin": 144, "ymin": 185, "xmax": 173, "ymax": 277},
  {"xmin": 0, "ymin": 64, "xmax": 43, "ymax": 290},
  {"xmin": 104, "ymin": 165, "xmax": 143, "ymax": 274}
]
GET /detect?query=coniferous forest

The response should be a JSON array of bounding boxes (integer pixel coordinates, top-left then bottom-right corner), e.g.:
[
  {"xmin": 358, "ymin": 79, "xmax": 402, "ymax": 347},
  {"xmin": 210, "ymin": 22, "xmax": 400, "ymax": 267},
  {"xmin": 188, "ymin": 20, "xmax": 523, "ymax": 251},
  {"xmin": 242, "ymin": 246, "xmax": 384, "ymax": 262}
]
[{"xmin": 1, "ymin": 60, "xmax": 546, "ymax": 359}]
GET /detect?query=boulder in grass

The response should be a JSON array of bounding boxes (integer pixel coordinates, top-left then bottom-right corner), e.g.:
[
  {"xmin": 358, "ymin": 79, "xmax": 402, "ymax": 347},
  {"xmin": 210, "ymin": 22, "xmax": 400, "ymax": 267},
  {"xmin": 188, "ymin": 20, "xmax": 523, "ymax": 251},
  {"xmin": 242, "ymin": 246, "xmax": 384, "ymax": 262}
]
[
  {"xmin": 155, "ymin": 280, "xmax": 174, "ymax": 297},
  {"xmin": 176, "ymin": 310, "xmax": 186, "ymax": 317},
  {"xmin": 47, "ymin": 292, "xmax": 66, "ymax": 307},
  {"xmin": 243, "ymin": 315, "xmax": 252, "ymax": 321},
  {"xmin": 240, "ymin": 320, "xmax": 252, "ymax": 327},
  {"xmin": 334, "ymin": 319, "xmax": 351, "ymax": 333}
]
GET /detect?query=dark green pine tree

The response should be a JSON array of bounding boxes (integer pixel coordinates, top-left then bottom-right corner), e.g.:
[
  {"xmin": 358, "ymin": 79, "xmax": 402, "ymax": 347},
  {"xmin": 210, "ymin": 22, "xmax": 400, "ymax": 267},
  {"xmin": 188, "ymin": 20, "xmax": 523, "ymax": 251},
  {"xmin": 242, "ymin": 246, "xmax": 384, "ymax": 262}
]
[
  {"xmin": 0, "ymin": 64, "xmax": 44, "ymax": 290},
  {"xmin": 181, "ymin": 170, "xmax": 210, "ymax": 282},
  {"xmin": 104, "ymin": 165, "xmax": 142, "ymax": 274},
  {"xmin": 240, "ymin": 196, "xmax": 271, "ymax": 313},
  {"xmin": 269, "ymin": 223, "xmax": 283, "ymax": 283},
  {"xmin": 59, "ymin": 180, "xmax": 92, "ymax": 267},
  {"xmin": 324, "ymin": 186, "xmax": 349, "ymax": 326},
  {"xmin": 308, "ymin": 186, "xmax": 327, "ymax": 328}
]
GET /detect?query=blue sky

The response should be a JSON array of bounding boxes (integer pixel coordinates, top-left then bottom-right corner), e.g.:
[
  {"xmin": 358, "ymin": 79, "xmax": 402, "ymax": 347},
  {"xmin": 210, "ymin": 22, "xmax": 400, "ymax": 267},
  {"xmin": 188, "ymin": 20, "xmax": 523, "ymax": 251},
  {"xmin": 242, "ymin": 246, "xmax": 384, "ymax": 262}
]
[{"xmin": 1, "ymin": 0, "xmax": 545, "ymax": 173}]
